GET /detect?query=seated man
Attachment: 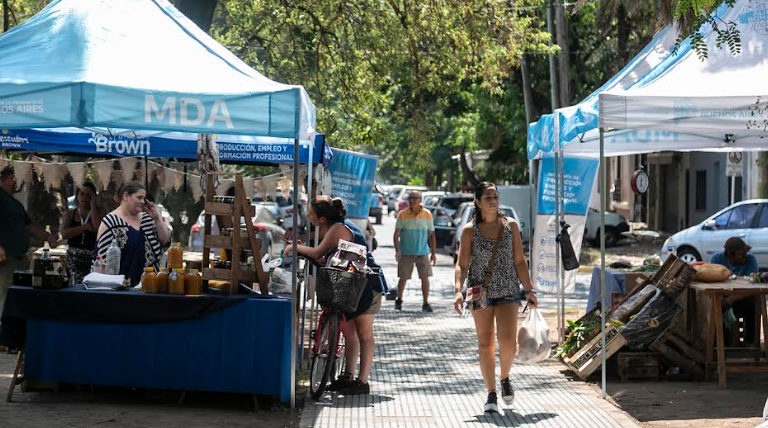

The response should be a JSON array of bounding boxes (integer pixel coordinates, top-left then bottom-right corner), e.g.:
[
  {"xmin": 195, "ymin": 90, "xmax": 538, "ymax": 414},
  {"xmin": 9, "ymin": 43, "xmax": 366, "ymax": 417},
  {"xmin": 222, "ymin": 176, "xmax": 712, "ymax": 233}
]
[
  {"xmin": 710, "ymin": 236, "xmax": 759, "ymax": 346},
  {"xmin": 710, "ymin": 237, "xmax": 758, "ymax": 276}
]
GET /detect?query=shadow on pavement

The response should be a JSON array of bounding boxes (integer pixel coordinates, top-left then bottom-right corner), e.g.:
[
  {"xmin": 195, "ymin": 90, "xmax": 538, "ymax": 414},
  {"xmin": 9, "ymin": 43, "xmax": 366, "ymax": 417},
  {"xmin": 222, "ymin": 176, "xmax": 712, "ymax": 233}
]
[{"xmin": 465, "ymin": 411, "xmax": 558, "ymax": 426}]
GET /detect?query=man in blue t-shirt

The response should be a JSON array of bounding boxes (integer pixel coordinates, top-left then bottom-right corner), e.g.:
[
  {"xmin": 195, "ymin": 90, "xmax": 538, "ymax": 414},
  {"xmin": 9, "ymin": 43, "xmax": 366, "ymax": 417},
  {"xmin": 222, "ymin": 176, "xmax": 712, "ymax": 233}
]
[
  {"xmin": 710, "ymin": 236, "xmax": 759, "ymax": 347},
  {"xmin": 710, "ymin": 237, "xmax": 758, "ymax": 277}
]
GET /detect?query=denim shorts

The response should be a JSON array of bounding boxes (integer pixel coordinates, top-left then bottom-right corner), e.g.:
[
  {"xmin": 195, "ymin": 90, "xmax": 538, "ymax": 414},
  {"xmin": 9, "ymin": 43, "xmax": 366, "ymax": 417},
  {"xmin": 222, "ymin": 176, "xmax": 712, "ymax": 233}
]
[{"xmin": 470, "ymin": 289, "xmax": 524, "ymax": 311}]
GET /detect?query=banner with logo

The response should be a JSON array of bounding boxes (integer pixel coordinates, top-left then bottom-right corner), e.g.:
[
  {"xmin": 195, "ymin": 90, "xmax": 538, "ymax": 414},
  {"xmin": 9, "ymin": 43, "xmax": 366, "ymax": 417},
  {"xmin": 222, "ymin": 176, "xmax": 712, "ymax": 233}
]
[
  {"xmin": 531, "ymin": 154, "xmax": 599, "ymax": 294},
  {"xmin": 328, "ymin": 149, "xmax": 379, "ymax": 219},
  {"xmin": 0, "ymin": 129, "xmax": 331, "ymax": 165}
]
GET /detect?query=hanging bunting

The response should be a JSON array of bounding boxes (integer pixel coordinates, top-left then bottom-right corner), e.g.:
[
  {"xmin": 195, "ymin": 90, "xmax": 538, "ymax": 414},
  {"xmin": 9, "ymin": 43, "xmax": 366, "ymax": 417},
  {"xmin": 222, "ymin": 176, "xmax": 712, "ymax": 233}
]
[
  {"xmin": 0, "ymin": 158, "xmax": 10, "ymax": 172},
  {"xmin": 263, "ymin": 175, "xmax": 278, "ymax": 200},
  {"xmin": 171, "ymin": 168, "xmax": 185, "ymax": 191},
  {"xmin": 146, "ymin": 161, "xmax": 158, "ymax": 186},
  {"xmin": 13, "ymin": 161, "xmax": 34, "ymax": 189},
  {"xmin": 155, "ymin": 163, "xmax": 167, "ymax": 191},
  {"xmin": 40, "ymin": 163, "xmax": 68, "ymax": 190},
  {"xmin": 161, "ymin": 167, "xmax": 175, "ymax": 194},
  {"xmin": 67, "ymin": 163, "xmax": 86, "ymax": 189},
  {"xmin": 277, "ymin": 177, "xmax": 292, "ymax": 198},
  {"xmin": 216, "ymin": 179, "xmax": 234, "ymax": 196},
  {"xmin": 190, "ymin": 175, "xmax": 204, "ymax": 201},
  {"xmin": 93, "ymin": 160, "xmax": 113, "ymax": 191},
  {"xmin": 254, "ymin": 179, "xmax": 266, "ymax": 201},
  {"xmin": 120, "ymin": 157, "xmax": 138, "ymax": 183},
  {"xmin": 243, "ymin": 178, "xmax": 254, "ymax": 198},
  {"xmin": 111, "ymin": 167, "xmax": 124, "ymax": 190}
]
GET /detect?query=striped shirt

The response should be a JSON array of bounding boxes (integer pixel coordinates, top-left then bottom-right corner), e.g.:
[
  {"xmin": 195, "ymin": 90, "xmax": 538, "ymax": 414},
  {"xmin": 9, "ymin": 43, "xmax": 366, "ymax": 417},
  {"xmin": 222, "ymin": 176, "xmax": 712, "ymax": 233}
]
[
  {"xmin": 96, "ymin": 212, "xmax": 162, "ymax": 270},
  {"xmin": 395, "ymin": 208, "xmax": 434, "ymax": 256}
]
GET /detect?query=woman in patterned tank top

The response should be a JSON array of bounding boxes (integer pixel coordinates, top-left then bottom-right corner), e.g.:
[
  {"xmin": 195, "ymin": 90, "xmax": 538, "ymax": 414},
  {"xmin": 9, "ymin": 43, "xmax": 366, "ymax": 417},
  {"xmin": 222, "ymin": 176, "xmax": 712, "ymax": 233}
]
[{"xmin": 453, "ymin": 182, "xmax": 537, "ymax": 414}]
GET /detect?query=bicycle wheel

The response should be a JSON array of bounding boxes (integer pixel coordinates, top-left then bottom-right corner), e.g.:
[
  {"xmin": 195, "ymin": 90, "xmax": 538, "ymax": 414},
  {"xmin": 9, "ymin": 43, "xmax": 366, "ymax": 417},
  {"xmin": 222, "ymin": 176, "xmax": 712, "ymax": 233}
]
[
  {"xmin": 330, "ymin": 332, "xmax": 346, "ymax": 382},
  {"xmin": 309, "ymin": 314, "xmax": 339, "ymax": 400}
]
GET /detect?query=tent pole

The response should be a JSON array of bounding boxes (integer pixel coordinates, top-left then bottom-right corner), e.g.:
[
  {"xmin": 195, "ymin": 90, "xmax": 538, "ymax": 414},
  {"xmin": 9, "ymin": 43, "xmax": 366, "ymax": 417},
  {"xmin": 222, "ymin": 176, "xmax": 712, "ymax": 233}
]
[
  {"xmin": 290, "ymin": 138, "xmax": 299, "ymax": 409},
  {"xmin": 559, "ymin": 150, "xmax": 566, "ymax": 344},
  {"xmin": 300, "ymin": 140, "xmax": 314, "ymax": 369},
  {"xmin": 144, "ymin": 155, "xmax": 148, "ymax": 188},
  {"xmin": 599, "ymin": 128, "xmax": 607, "ymax": 399},
  {"xmin": 554, "ymin": 151, "xmax": 562, "ymax": 343},
  {"xmin": 528, "ymin": 159, "xmax": 534, "ymax": 269}
]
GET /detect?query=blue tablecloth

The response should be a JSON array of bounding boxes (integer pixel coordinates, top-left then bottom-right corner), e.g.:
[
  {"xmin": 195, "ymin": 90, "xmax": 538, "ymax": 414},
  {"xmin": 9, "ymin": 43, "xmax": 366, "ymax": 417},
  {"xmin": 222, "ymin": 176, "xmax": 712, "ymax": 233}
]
[
  {"xmin": 23, "ymin": 297, "xmax": 292, "ymax": 402},
  {"xmin": 586, "ymin": 268, "xmax": 627, "ymax": 312}
]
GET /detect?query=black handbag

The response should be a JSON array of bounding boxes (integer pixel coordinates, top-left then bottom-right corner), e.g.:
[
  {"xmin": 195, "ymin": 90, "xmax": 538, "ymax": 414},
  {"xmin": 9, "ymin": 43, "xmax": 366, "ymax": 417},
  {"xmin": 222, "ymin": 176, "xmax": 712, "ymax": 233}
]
[{"xmin": 556, "ymin": 221, "xmax": 580, "ymax": 271}]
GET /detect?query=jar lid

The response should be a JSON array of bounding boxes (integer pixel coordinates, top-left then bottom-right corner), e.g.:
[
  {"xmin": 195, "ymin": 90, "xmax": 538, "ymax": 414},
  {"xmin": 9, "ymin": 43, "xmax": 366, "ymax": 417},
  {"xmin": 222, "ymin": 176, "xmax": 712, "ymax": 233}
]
[
  {"xmin": 144, "ymin": 267, "xmax": 155, "ymax": 273},
  {"xmin": 189, "ymin": 269, "xmax": 199, "ymax": 274}
]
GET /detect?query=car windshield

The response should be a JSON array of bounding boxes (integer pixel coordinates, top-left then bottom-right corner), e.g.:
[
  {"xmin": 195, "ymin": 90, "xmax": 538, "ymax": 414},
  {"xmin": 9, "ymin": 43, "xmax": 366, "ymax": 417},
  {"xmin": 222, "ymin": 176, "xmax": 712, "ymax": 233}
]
[{"xmin": 441, "ymin": 196, "xmax": 473, "ymax": 210}]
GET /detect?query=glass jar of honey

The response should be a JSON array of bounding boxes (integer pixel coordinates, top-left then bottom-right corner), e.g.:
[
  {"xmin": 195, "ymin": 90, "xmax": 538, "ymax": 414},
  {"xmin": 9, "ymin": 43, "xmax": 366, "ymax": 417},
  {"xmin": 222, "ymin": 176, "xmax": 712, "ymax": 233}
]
[
  {"xmin": 156, "ymin": 267, "xmax": 169, "ymax": 294},
  {"xmin": 169, "ymin": 268, "xmax": 186, "ymax": 295},
  {"xmin": 141, "ymin": 267, "xmax": 157, "ymax": 294},
  {"xmin": 168, "ymin": 242, "xmax": 184, "ymax": 270},
  {"xmin": 185, "ymin": 269, "xmax": 203, "ymax": 295}
]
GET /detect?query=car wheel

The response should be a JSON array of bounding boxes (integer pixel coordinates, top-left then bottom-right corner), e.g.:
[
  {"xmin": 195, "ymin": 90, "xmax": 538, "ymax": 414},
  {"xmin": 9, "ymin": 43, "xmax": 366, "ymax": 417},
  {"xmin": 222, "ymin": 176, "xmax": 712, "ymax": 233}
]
[
  {"xmin": 676, "ymin": 247, "xmax": 702, "ymax": 264},
  {"xmin": 604, "ymin": 227, "xmax": 620, "ymax": 247}
]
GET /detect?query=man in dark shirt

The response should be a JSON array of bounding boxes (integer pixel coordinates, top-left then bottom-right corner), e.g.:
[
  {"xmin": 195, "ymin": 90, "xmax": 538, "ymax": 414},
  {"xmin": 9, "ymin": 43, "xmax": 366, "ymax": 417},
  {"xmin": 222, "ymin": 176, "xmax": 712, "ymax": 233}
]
[{"xmin": 0, "ymin": 166, "xmax": 57, "ymax": 328}]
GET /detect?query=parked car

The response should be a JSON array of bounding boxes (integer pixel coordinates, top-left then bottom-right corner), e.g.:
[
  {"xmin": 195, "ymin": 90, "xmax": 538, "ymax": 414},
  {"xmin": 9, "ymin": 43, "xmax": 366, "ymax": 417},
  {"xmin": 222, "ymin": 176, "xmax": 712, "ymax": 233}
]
[
  {"xmin": 386, "ymin": 185, "xmax": 406, "ymax": 213},
  {"xmin": 392, "ymin": 185, "xmax": 428, "ymax": 214},
  {"xmin": 450, "ymin": 203, "xmax": 520, "ymax": 262},
  {"xmin": 188, "ymin": 206, "xmax": 285, "ymax": 258},
  {"xmin": 369, "ymin": 188, "xmax": 384, "ymax": 224},
  {"xmin": 661, "ymin": 199, "xmax": 768, "ymax": 266},
  {"xmin": 437, "ymin": 193, "xmax": 475, "ymax": 217},
  {"xmin": 583, "ymin": 208, "xmax": 630, "ymax": 247},
  {"xmin": 398, "ymin": 190, "xmax": 445, "ymax": 212},
  {"xmin": 424, "ymin": 204, "xmax": 455, "ymax": 250}
]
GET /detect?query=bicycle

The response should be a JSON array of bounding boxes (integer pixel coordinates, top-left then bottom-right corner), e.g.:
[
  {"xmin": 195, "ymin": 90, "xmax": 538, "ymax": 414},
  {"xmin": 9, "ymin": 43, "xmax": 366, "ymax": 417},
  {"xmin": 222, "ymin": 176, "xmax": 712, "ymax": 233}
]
[{"xmin": 308, "ymin": 264, "xmax": 369, "ymax": 400}]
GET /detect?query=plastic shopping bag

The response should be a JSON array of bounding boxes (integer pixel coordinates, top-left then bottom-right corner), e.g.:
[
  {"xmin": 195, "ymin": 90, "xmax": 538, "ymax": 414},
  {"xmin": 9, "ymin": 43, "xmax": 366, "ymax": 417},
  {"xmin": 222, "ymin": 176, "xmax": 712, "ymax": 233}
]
[{"xmin": 517, "ymin": 308, "xmax": 551, "ymax": 364}]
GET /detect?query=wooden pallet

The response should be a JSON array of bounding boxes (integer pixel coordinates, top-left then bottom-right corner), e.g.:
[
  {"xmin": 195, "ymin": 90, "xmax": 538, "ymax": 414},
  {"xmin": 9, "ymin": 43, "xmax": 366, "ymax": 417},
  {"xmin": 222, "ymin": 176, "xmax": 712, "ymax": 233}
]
[
  {"xmin": 201, "ymin": 173, "xmax": 269, "ymax": 295},
  {"xmin": 650, "ymin": 328, "xmax": 705, "ymax": 380},
  {"xmin": 618, "ymin": 352, "xmax": 660, "ymax": 382}
]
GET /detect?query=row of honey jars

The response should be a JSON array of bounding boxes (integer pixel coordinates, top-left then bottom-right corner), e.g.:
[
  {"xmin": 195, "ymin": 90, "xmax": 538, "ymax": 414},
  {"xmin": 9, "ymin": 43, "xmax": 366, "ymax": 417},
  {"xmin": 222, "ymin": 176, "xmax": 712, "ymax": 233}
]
[{"xmin": 142, "ymin": 267, "xmax": 202, "ymax": 295}]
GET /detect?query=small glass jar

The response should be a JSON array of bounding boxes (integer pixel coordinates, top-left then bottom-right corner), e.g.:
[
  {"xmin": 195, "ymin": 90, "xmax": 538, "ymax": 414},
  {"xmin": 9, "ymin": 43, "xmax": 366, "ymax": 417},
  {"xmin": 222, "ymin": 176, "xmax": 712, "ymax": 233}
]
[
  {"xmin": 141, "ymin": 267, "xmax": 157, "ymax": 294},
  {"xmin": 185, "ymin": 269, "xmax": 203, "ymax": 295},
  {"xmin": 169, "ymin": 268, "xmax": 186, "ymax": 295},
  {"xmin": 156, "ymin": 267, "xmax": 169, "ymax": 294}
]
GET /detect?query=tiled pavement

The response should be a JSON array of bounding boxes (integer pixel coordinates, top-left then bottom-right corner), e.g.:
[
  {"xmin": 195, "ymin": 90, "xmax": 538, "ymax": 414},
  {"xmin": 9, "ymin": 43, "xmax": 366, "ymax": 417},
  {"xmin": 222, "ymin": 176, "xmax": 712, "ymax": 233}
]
[{"xmin": 299, "ymin": 288, "xmax": 639, "ymax": 428}]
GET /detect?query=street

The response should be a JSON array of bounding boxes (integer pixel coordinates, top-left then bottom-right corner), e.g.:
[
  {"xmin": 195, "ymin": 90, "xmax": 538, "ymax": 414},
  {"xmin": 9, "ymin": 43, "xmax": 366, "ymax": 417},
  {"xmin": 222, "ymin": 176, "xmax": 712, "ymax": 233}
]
[{"xmin": 299, "ymin": 214, "xmax": 638, "ymax": 427}]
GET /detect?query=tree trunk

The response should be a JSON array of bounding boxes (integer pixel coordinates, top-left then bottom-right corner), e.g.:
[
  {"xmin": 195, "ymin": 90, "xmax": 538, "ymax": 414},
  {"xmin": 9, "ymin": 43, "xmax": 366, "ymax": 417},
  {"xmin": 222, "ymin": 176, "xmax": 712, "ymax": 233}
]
[
  {"xmin": 459, "ymin": 148, "xmax": 482, "ymax": 189},
  {"xmin": 758, "ymin": 152, "xmax": 768, "ymax": 198},
  {"xmin": 521, "ymin": 54, "xmax": 535, "ymax": 125},
  {"xmin": 173, "ymin": 0, "xmax": 217, "ymax": 33},
  {"xmin": 556, "ymin": 0, "xmax": 570, "ymax": 107},
  {"xmin": 617, "ymin": 5, "xmax": 630, "ymax": 64}
]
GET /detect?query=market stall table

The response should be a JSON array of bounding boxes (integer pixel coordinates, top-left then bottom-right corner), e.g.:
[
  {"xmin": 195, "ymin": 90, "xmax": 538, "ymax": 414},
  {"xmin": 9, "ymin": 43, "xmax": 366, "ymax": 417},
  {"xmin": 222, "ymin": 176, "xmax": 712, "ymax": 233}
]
[
  {"xmin": 0, "ymin": 286, "xmax": 292, "ymax": 403},
  {"xmin": 689, "ymin": 279, "xmax": 768, "ymax": 388}
]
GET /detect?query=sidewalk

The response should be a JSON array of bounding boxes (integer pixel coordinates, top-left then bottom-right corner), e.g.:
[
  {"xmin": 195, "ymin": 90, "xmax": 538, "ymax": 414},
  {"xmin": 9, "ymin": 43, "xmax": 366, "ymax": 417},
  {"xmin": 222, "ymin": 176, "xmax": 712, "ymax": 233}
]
[{"xmin": 299, "ymin": 290, "xmax": 640, "ymax": 427}]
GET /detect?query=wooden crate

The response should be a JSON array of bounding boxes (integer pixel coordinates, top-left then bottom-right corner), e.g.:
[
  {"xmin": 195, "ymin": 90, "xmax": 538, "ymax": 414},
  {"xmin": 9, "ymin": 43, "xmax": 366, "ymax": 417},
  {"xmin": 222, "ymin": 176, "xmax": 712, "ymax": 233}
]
[
  {"xmin": 618, "ymin": 352, "xmax": 660, "ymax": 382},
  {"xmin": 564, "ymin": 324, "xmax": 627, "ymax": 380},
  {"xmin": 650, "ymin": 328, "xmax": 705, "ymax": 380}
]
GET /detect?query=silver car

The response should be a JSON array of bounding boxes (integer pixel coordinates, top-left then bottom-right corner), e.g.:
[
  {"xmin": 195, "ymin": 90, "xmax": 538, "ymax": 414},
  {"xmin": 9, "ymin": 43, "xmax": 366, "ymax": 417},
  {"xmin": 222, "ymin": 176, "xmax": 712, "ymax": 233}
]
[{"xmin": 188, "ymin": 206, "xmax": 285, "ymax": 258}]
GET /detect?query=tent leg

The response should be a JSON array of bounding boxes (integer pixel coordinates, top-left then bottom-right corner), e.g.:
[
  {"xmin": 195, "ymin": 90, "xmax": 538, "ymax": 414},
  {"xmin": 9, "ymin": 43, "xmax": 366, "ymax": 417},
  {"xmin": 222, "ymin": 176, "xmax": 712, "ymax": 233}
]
[
  {"xmin": 559, "ymin": 152, "xmax": 566, "ymax": 344},
  {"xmin": 554, "ymin": 151, "xmax": 562, "ymax": 343},
  {"xmin": 599, "ymin": 128, "xmax": 607, "ymax": 399},
  {"xmin": 290, "ymin": 138, "xmax": 299, "ymax": 410}
]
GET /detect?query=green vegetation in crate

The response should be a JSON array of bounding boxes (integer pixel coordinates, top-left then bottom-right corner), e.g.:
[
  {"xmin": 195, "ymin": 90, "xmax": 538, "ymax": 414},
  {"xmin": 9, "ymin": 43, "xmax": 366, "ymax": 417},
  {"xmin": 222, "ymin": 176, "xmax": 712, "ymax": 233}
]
[{"xmin": 556, "ymin": 318, "xmax": 624, "ymax": 359}]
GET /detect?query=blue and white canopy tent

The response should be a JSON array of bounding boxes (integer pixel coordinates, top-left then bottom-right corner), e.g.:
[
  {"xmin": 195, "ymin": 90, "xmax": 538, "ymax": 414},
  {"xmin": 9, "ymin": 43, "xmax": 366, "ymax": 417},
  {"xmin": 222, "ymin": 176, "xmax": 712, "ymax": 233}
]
[
  {"xmin": 0, "ymin": 0, "xmax": 319, "ymax": 406},
  {"xmin": 529, "ymin": 0, "xmax": 768, "ymax": 397}
]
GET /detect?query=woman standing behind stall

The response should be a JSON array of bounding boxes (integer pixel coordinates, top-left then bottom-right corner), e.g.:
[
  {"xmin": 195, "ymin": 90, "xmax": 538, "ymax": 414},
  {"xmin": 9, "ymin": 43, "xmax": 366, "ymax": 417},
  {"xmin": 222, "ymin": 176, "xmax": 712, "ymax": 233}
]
[
  {"xmin": 453, "ymin": 182, "xmax": 537, "ymax": 413},
  {"xmin": 284, "ymin": 196, "xmax": 387, "ymax": 395},
  {"xmin": 95, "ymin": 182, "xmax": 170, "ymax": 286},
  {"xmin": 61, "ymin": 181, "xmax": 104, "ymax": 283}
]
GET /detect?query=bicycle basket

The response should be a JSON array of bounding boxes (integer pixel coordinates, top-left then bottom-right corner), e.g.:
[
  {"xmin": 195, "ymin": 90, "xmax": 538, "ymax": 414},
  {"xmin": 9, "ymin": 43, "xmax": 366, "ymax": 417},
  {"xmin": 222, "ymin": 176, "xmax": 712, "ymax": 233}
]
[{"xmin": 316, "ymin": 267, "xmax": 368, "ymax": 312}]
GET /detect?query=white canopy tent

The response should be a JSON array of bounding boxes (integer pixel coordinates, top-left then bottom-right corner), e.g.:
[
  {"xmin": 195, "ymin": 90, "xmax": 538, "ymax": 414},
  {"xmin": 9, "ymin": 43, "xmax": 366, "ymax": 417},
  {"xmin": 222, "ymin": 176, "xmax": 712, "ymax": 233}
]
[{"xmin": 588, "ymin": 0, "xmax": 768, "ymax": 397}]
